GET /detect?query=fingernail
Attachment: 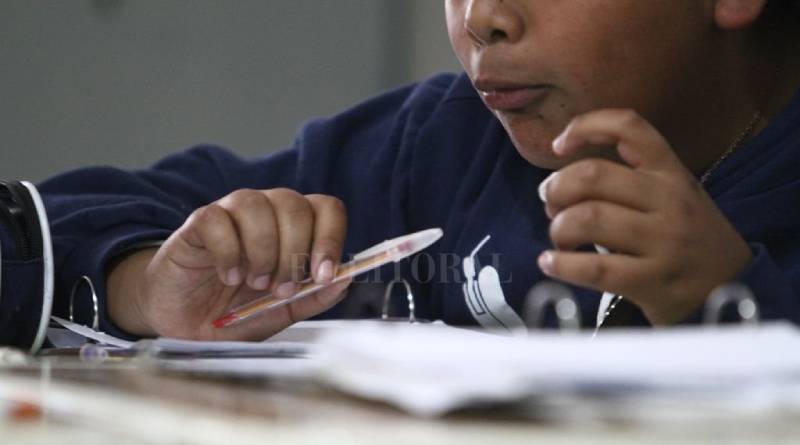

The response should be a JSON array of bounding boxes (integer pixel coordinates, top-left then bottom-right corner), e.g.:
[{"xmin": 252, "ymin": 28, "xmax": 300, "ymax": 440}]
[
  {"xmin": 538, "ymin": 172, "xmax": 557, "ymax": 203},
  {"xmin": 538, "ymin": 251, "xmax": 555, "ymax": 275},
  {"xmin": 317, "ymin": 260, "xmax": 334, "ymax": 283},
  {"xmin": 275, "ymin": 282, "xmax": 297, "ymax": 299},
  {"xmin": 226, "ymin": 267, "xmax": 242, "ymax": 286},
  {"xmin": 251, "ymin": 275, "xmax": 271, "ymax": 290},
  {"xmin": 552, "ymin": 132, "xmax": 567, "ymax": 154},
  {"xmin": 544, "ymin": 205, "xmax": 557, "ymax": 220}
]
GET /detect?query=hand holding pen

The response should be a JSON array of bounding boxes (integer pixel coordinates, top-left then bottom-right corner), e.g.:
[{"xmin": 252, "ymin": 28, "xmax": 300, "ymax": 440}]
[
  {"xmin": 213, "ymin": 228, "xmax": 442, "ymax": 328},
  {"xmin": 105, "ymin": 188, "xmax": 352, "ymax": 341}
]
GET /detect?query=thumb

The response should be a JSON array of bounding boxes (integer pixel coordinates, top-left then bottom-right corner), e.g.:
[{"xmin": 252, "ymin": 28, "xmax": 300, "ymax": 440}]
[{"xmin": 553, "ymin": 109, "xmax": 684, "ymax": 174}]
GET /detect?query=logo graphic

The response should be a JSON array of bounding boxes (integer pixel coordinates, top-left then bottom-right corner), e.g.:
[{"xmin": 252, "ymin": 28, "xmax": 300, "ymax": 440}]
[{"xmin": 462, "ymin": 235, "xmax": 525, "ymax": 333}]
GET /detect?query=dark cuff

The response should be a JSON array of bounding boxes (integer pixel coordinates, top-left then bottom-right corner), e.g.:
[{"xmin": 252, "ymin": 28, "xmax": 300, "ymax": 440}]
[
  {"xmin": 679, "ymin": 243, "xmax": 800, "ymax": 325},
  {"xmin": 735, "ymin": 243, "xmax": 800, "ymax": 323}
]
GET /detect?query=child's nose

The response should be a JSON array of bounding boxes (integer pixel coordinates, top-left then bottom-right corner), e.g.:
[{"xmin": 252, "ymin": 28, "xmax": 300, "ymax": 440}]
[{"xmin": 464, "ymin": 0, "xmax": 524, "ymax": 47}]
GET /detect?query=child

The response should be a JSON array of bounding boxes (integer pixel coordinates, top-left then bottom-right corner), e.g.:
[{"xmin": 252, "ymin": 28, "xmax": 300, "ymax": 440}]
[{"xmin": 7, "ymin": 0, "xmax": 798, "ymax": 344}]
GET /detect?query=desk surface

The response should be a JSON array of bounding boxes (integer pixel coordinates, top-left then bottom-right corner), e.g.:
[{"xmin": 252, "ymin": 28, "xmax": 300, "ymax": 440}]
[{"xmin": 1, "ymin": 357, "xmax": 799, "ymax": 445}]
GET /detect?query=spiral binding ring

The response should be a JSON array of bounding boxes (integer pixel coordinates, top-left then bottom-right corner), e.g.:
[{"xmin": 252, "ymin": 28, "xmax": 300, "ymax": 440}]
[
  {"xmin": 69, "ymin": 275, "xmax": 99, "ymax": 330},
  {"xmin": 703, "ymin": 283, "xmax": 760, "ymax": 326},
  {"xmin": 381, "ymin": 278, "xmax": 417, "ymax": 323},
  {"xmin": 524, "ymin": 280, "xmax": 581, "ymax": 332}
]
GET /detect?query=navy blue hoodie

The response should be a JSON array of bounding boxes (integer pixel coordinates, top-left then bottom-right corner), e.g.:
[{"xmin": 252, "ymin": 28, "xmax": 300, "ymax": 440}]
[{"xmin": 37, "ymin": 73, "xmax": 800, "ymax": 338}]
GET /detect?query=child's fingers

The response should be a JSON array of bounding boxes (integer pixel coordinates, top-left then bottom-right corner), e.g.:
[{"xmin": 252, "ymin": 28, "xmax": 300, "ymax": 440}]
[
  {"xmin": 286, "ymin": 278, "xmax": 352, "ymax": 324},
  {"xmin": 537, "ymin": 250, "xmax": 646, "ymax": 298},
  {"xmin": 306, "ymin": 194, "xmax": 347, "ymax": 284},
  {"xmin": 553, "ymin": 109, "xmax": 685, "ymax": 174},
  {"xmin": 211, "ymin": 279, "xmax": 352, "ymax": 341},
  {"xmin": 549, "ymin": 200, "xmax": 650, "ymax": 255},
  {"xmin": 217, "ymin": 189, "xmax": 279, "ymax": 291},
  {"xmin": 265, "ymin": 188, "xmax": 315, "ymax": 288},
  {"xmin": 305, "ymin": 278, "xmax": 352, "ymax": 315},
  {"xmin": 179, "ymin": 204, "xmax": 243, "ymax": 286},
  {"xmin": 539, "ymin": 158, "xmax": 657, "ymax": 214}
]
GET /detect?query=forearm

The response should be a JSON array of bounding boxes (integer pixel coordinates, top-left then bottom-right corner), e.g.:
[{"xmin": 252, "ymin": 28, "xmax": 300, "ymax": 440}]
[{"xmin": 106, "ymin": 248, "xmax": 159, "ymax": 337}]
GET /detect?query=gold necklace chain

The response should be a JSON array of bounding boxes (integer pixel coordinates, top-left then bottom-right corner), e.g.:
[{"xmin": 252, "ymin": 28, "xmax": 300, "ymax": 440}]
[{"xmin": 699, "ymin": 111, "xmax": 762, "ymax": 185}]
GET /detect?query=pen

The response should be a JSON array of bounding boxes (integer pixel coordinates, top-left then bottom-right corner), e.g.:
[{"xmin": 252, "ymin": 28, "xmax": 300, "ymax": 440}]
[{"xmin": 212, "ymin": 228, "xmax": 443, "ymax": 328}]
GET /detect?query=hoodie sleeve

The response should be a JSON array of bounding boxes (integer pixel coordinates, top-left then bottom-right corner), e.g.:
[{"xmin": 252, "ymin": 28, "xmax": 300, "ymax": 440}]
[
  {"xmin": 733, "ymin": 243, "xmax": 800, "ymax": 323},
  {"xmin": 39, "ymin": 74, "xmax": 458, "ymax": 339},
  {"xmin": 677, "ymin": 242, "xmax": 800, "ymax": 326}
]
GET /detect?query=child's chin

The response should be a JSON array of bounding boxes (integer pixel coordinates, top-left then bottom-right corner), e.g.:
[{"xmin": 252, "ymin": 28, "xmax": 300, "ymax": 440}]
[
  {"xmin": 507, "ymin": 132, "xmax": 566, "ymax": 170},
  {"xmin": 515, "ymin": 142, "xmax": 622, "ymax": 171},
  {"xmin": 500, "ymin": 114, "xmax": 569, "ymax": 169},
  {"xmin": 515, "ymin": 148, "xmax": 571, "ymax": 170}
]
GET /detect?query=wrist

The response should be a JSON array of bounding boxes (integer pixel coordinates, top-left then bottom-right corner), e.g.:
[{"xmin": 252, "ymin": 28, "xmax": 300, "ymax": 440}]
[
  {"xmin": 107, "ymin": 248, "xmax": 159, "ymax": 337},
  {"xmin": 642, "ymin": 299, "xmax": 705, "ymax": 326},
  {"xmin": 644, "ymin": 242, "xmax": 754, "ymax": 326}
]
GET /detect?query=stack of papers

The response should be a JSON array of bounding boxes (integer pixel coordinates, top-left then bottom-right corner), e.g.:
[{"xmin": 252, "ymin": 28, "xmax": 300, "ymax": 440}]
[
  {"xmin": 314, "ymin": 322, "xmax": 800, "ymax": 418},
  {"xmin": 50, "ymin": 315, "xmax": 800, "ymax": 421}
]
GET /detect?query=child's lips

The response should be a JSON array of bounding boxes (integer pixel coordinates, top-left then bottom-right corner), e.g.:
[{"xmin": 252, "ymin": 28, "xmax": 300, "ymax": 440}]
[{"xmin": 478, "ymin": 85, "xmax": 550, "ymax": 111}]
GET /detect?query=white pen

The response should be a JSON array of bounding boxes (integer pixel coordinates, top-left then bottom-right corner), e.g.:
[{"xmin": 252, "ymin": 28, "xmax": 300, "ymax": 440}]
[{"xmin": 213, "ymin": 228, "xmax": 443, "ymax": 328}]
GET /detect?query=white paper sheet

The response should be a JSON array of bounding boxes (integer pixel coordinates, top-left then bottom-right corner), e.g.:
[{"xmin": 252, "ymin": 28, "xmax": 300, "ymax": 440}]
[
  {"xmin": 50, "ymin": 316, "xmax": 313, "ymax": 358},
  {"xmin": 315, "ymin": 322, "xmax": 800, "ymax": 417},
  {"xmin": 51, "ymin": 316, "xmax": 134, "ymax": 348}
]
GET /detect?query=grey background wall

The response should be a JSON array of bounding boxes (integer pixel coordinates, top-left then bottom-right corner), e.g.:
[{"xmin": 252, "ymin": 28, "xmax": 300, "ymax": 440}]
[{"xmin": 0, "ymin": 0, "xmax": 461, "ymax": 181}]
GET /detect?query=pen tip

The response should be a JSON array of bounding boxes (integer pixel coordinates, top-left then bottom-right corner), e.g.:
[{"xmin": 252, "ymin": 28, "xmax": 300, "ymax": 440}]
[{"xmin": 212, "ymin": 313, "xmax": 237, "ymax": 329}]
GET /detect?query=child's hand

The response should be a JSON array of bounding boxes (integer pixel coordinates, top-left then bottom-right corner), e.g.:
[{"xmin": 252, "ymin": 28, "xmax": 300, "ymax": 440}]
[
  {"xmin": 537, "ymin": 109, "xmax": 753, "ymax": 325},
  {"xmin": 108, "ymin": 188, "xmax": 350, "ymax": 340}
]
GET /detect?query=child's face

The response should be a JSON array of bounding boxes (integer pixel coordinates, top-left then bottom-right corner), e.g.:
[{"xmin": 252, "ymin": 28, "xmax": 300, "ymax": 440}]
[{"xmin": 446, "ymin": 0, "xmax": 714, "ymax": 169}]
